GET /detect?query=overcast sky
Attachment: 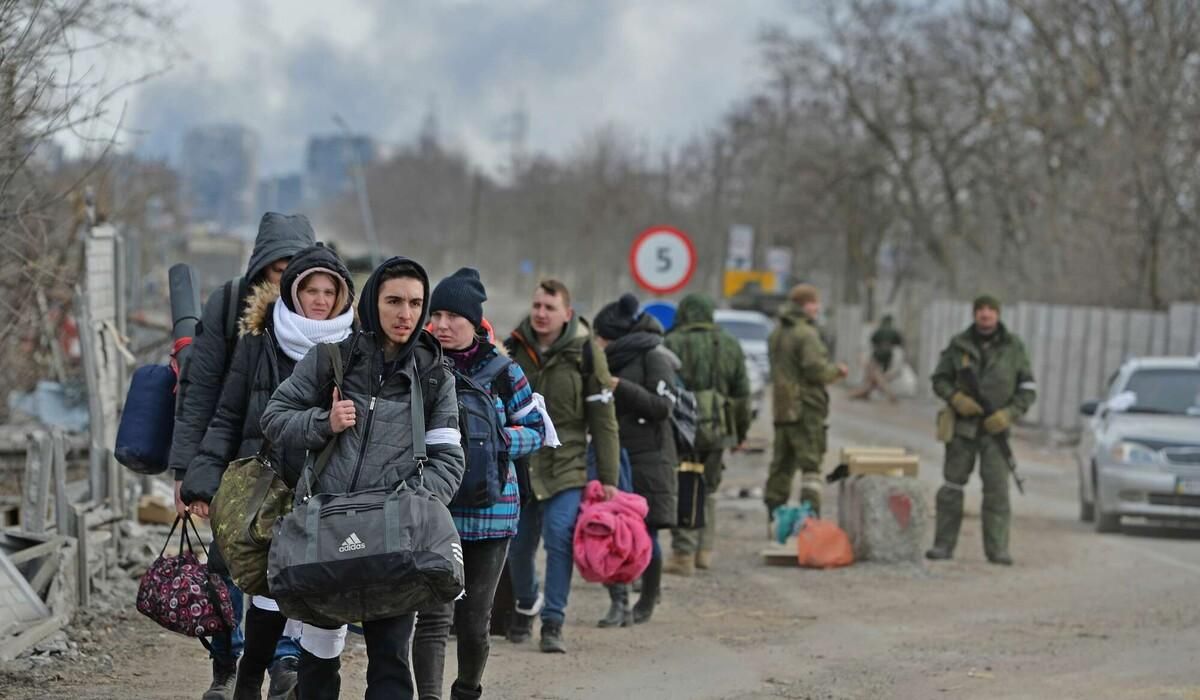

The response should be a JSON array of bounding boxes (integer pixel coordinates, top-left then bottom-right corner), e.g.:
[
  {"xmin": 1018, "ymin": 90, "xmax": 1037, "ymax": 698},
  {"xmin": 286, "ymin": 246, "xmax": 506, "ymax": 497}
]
[{"xmin": 121, "ymin": 1, "xmax": 809, "ymax": 177}]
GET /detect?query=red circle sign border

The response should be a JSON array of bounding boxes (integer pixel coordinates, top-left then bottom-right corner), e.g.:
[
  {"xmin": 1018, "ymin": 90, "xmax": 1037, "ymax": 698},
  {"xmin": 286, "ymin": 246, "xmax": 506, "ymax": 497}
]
[{"xmin": 629, "ymin": 225, "xmax": 697, "ymax": 295}]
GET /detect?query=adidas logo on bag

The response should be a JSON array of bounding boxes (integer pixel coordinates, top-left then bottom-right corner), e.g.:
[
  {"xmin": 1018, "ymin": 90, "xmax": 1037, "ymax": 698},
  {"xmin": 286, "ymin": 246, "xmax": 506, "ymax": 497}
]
[
  {"xmin": 338, "ymin": 533, "xmax": 366, "ymax": 553},
  {"xmin": 450, "ymin": 542, "xmax": 464, "ymax": 566}
]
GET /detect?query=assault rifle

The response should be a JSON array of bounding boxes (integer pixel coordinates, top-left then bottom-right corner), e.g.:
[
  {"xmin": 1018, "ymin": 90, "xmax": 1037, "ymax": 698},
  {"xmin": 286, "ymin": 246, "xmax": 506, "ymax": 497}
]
[{"xmin": 959, "ymin": 366, "xmax": 1026, "ymax": 494}]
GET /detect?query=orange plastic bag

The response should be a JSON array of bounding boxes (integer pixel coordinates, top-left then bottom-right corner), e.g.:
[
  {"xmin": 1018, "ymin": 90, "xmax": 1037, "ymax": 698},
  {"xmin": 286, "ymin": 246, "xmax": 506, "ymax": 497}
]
[{"xmin": 796, "ymin": 518, "xmax": 855, "ymax": 569}]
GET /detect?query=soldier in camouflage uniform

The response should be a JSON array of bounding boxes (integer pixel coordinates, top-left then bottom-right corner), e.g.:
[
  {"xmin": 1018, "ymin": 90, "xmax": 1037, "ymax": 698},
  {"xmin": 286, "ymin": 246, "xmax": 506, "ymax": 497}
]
[
  {"xmin": 927, "ymin": 295, "xmax": 1037, "ymax": 566},
  {"xmin": 663, "ymin": 294, "xmax": 751, "ymax": 576},
  {"xmin": 765, "ymin": 284, "xmax": 848, "ymax": 521}
]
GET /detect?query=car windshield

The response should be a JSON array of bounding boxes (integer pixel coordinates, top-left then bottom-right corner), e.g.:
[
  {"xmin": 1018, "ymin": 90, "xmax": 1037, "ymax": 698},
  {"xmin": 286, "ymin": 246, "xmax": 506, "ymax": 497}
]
[
  {"xmin": 717, "ymin": 319, "xmax": 770, "ymax": 342},
  {"xmin": 1122, "ymin": 368, "xmax": 1200, "ymax": 416}
]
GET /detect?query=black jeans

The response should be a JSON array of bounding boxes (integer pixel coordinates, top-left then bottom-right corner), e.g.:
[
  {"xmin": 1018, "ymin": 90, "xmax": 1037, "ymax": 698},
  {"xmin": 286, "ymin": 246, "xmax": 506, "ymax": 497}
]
[
  {"xmin": 413, "ymin": 538, "xmax": 511, "ymax": 700},
  {"xmin": 239, "ymin": 605, "xmax": 289, "ymax": 681},
  {"xmin": 298, "ymin": 614, "xmax": 416, "ymax": 700}
]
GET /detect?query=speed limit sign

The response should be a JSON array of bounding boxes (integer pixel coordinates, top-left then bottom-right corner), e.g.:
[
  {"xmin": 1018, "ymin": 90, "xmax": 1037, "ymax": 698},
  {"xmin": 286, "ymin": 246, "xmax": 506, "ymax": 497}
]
[{"xmin": 629, "ymin": 226, "xmax": 696, "ymax": 295}]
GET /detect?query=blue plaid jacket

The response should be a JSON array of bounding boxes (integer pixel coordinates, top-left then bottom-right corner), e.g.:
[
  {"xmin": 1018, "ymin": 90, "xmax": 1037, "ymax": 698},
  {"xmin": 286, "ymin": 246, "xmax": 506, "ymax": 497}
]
[{"xmin": 451, "ymin": 346, "xmax": 545, "ymax": 540}]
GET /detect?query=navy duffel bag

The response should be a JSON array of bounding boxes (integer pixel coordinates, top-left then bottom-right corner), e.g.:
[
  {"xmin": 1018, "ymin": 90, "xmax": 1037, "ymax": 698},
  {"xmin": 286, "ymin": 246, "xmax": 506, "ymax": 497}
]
[{"xmin": 114, "ymin": 364, "xmax": 177, "ymax": 475}]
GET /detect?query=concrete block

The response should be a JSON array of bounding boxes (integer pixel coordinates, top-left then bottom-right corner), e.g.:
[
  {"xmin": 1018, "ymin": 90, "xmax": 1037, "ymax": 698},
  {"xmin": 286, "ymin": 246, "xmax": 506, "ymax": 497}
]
[{"xmin": 837, "ymin": 475, "xmax": 928, "ymax": 564}]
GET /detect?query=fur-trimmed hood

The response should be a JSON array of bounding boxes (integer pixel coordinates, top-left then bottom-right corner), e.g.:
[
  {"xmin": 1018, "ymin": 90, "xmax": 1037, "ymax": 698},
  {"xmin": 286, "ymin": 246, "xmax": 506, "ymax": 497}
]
[{"xmin": 238, "ymin": 281, "xmax": 279, "ymax": 337}]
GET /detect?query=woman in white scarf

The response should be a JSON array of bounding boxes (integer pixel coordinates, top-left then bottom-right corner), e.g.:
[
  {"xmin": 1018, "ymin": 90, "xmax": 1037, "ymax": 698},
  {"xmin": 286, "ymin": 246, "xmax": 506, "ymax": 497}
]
[{"xmin": 182, "ymin": 242, "xmax": 356, "ymax": 699}]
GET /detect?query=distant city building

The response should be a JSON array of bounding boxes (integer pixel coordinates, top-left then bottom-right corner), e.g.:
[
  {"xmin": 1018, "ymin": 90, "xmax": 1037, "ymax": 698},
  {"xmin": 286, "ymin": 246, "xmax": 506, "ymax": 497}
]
[
  {"xmin": 258, "ymin": 174, "xmax": 304, "ymax": 216},
  {"xmin": 181, "ymin": 124, "xmax": 259, "ymax": 228},
  {"xmin": 304, "ymin": 134, "xmax": 376, "ymax": 205},
  {"xmin": 31, "ymin": 139, "xmax": 64, "ymax": 172}
]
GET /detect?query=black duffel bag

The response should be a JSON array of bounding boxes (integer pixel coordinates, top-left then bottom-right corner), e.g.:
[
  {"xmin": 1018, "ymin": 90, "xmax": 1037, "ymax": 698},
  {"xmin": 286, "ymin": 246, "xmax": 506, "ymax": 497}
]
[{"xmin": 267, "ymin": 357, "xmax": 465, "ymax": 628}]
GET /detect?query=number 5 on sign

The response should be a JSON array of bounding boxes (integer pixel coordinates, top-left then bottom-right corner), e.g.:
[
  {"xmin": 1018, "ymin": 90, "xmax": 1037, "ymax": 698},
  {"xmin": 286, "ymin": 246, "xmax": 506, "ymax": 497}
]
[{"xmin": 630, "ymin": 226, "xmax": 696, "ymax": 295}]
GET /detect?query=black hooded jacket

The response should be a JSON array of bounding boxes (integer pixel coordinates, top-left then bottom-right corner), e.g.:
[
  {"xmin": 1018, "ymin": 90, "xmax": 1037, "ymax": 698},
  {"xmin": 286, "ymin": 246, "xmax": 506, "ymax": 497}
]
[
  {"xmin": 606, "ymin": 313, "xmax": 680, "ymax": 528},
  {"xmin": 169, "ymin": 213, "xmax": 316, "ymax": 478},
  {"xmin": 261, "ymin": 257, "xmax": 465, "ymax": 503},
  {"xmin": 180, "ymin": 244, "xmax": 355, "ymax": 505}
]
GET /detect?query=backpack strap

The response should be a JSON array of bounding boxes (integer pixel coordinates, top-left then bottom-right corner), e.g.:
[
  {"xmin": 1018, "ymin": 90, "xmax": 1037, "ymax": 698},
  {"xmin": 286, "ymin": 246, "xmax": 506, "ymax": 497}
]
[
  {"xmin": 409, "ymin": 355, "xmax": 427, "ymax": 482},
  {"xmin": 299, "ymin": 343, "xmax": 345, "ymax": 500},
  {"xmin": 474, "ymin": 355, "xmax": 512, "ymax": 390},
  {"xmin": 581, "ymin": 337, "xmax": 594, "ymax": 378}
]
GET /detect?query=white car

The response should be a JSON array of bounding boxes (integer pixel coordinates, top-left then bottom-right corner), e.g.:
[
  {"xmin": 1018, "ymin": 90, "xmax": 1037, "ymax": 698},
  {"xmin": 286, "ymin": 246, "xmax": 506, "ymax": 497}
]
[
  {"xmin": 1076, "ymin": 356, "xmax": 1200, "ymax": 532},
  {"xmin": 714, "ymin": 309, "xmax": 773, "ymax": 411}
]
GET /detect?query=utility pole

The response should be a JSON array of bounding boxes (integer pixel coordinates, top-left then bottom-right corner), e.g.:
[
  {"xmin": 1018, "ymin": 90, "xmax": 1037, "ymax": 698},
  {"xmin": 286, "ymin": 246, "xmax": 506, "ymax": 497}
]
[{"xmin": 332, "ymin": 113, "xmax": 381, "ymax": 267}]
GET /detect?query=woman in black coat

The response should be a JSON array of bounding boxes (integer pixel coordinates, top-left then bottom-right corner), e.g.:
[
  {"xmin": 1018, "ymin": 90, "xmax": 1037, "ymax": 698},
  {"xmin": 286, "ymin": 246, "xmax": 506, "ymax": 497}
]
[
  {"xmin": 593, "ymin": 293, "xmax": 680, "ymax": 626},
  {"xmin": 182, "ymin": 243, "xmax": 356, "ymax": 699}
]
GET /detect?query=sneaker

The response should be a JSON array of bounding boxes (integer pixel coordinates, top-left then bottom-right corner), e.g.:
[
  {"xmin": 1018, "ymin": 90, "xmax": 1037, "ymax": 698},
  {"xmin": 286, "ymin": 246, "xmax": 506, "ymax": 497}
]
[
  {"xmin": 203, "ymin": 658, "xmax": 238, "ymax": 700},
  {"xmin": 267, "ymin": 655, "xmax": 299, "ymax": 700},
  {"xmin": 539, "ymin": 621, "xmax": 567, "ymax": 654}
]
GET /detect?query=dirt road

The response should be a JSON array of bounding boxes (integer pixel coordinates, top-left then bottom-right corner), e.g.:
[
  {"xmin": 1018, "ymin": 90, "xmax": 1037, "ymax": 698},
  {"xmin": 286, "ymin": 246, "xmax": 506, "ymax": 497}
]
[{"xmin": 4, "ymin": 392, "xmax": 1198, "ymax": 699}]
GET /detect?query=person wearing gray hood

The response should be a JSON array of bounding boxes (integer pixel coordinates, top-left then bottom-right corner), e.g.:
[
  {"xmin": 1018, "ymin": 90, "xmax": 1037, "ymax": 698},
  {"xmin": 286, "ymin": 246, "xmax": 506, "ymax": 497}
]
[
  {"xmin": 261, "ymin": 256, "xmax": 465, "ymax": 700},
  {"xmin": 169, "ymin": 212, "xmax": 315, "ymax": 700}
]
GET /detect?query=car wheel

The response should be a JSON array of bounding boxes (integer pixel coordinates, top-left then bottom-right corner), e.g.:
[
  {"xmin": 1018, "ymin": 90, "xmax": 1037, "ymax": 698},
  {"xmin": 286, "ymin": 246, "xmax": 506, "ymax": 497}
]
[{"xmin": 1092, "ymin": 467, "xmax": 1120, "ymax": 533}]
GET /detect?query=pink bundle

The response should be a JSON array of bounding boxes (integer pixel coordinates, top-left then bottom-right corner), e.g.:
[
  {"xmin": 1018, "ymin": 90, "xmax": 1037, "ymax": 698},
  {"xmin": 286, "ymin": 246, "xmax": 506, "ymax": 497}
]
[{"xmin": 573, "ymin": 481, "xmax": 653, "ymax": 584}]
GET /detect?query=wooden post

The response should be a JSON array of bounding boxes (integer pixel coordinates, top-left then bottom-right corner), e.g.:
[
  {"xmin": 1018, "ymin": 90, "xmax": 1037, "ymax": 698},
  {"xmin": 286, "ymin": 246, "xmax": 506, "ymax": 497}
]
[{"xmin": 21, "ymin": 430, "xmax": 52, "ymax": 534}]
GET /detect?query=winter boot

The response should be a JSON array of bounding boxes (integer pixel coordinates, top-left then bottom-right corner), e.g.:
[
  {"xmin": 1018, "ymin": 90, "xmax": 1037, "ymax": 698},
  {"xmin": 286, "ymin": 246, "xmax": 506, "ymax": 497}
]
[
  {"xmin": 633, "ymin": 555, "xmax": 662, "ymax": 624},
  {"xmin": 597, "ymin": 584, "xmax": 631, "ymax": 628},
  {"xmin": 507, "ymin": 611, "xmax": 535, "ymax": 644},
  {"xmin": 232, "ymin": 666, "xmax": 265, "ymax": 700},
  {"xmin": 987, "ymin": 552, "xmax": 1014, "ymax": 566},
  {"xmin": 266, "ymin": 655, "xmax": 299, "ymax": 700},
  {"xmin": 663, "ymin": 551, "xmax": 695, "ymax": 577},
  {"xmin": 695, "ymin": 550, "xmax": 714, "ymax": 570},
  {"xmin": 925, "ymin": 545, "xmax": 953, "ymax": 560},
  {"xmin": 203, "ymin": 658, "xmax": 238, "ymax": 700},
  {"xmin": 540, "ymin": 620, "xmax": 567, "ymax": 654}
]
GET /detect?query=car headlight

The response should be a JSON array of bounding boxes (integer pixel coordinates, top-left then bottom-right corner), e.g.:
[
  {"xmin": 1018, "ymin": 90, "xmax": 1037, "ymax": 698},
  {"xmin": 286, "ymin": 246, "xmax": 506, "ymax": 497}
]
[{"xmin": 1110, "ymin": 441, "xmax": 1165, "ymax": 467}]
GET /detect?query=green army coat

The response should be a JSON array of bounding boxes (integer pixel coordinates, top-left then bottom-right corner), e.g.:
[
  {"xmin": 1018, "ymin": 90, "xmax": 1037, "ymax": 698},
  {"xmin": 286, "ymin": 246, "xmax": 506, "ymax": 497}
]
[
  {"xmin": 663, "ymin": 294, "xmax": 752, "ymax": 446},
  {"xmin": 508, "ymin": 315, "xmax": 620, "ymax": 500},
  {"xmin": 931, "ymin": 323, "xmax": 1037, "ymax": 439},
  {"xmin": 768, "ymin": 303, "xmax": 842, "ymax": 425}
]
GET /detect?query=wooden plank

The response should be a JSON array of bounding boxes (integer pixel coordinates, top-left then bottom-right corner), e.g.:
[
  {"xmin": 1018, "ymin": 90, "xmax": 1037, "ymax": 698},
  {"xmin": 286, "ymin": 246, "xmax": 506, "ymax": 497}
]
[
  {"xmin": 839, "ymin": 447, "xmax": 907, "ymax": 463},
  {"xmin": 0, "ymin": 615, "xmax": 65, "ymax": 662},
  {"xmin": 6, "ymin": 537, "xmax": 64, "ymax": 566},
  {"xmin": 51, "ymin": 431, "xmax": 68, "ymax": 535},
  {"xmin": 28, "ymin": 553, "xmax": 59, "ymax": 597},
  {"xmin": 71, "ymin": 504, "xmax": 89, "ymax": 609},
  {"xmin": 848, "ymin": 454, "xmax": 919, "ymax": 477}
]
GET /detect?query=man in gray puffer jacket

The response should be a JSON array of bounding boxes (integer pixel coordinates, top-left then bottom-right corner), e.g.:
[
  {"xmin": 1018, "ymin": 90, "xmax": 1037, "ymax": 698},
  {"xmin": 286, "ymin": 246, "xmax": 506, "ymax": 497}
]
[{"xmin": 261, "ymin": 256, "xmax": 465, "ymax": 700}]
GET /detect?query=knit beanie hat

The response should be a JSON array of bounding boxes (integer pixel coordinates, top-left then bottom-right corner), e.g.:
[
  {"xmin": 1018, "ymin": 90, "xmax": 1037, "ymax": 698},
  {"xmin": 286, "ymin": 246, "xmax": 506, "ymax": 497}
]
[
  {"xmin": 430, "ymin": 267, "xmax": 487, "ymax": 328},
  {"xmin": 788, "ymin": 283, "xmax": 820, "ymax": 306},
  {"xmin": 594, "ymin": 293, "xmax": 641, "ymax": 340},
  {"xmin": 973, "ymin": 294, "xmax": 1002, "ymax": 313}
]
